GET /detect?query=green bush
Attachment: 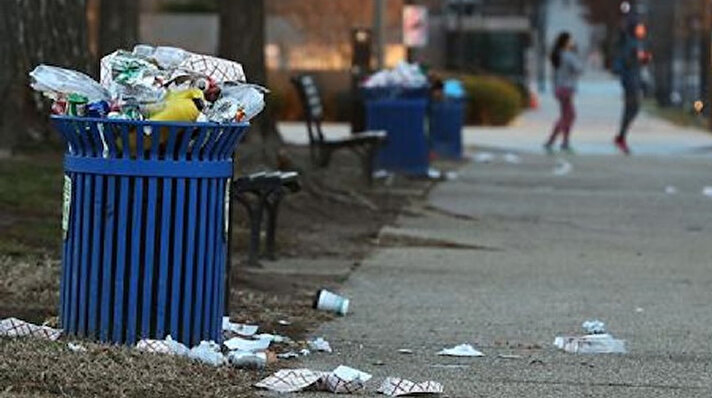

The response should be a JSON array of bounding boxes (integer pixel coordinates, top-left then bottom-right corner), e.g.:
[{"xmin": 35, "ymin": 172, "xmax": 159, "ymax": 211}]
[{"xmin": 460, "ymin": 75, "xmax": 523, "ymax": 126}]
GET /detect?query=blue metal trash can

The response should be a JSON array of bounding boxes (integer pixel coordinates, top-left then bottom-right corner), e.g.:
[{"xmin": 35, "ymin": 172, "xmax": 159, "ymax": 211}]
[
  {"xmin": 51, "ymin": 116, "xmax": 247, "ymax": 346},
  {"xmin": 429, "ymin": 99, "xmax": 465, "ymax": 160},
  {"xmin": 364, "ymin": 90, "xmax": 429, "ymax": 176}
]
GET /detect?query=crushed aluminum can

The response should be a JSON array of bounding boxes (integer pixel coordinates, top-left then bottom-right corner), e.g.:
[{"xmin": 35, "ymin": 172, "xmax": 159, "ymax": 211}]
[{"xmin": 67, "ymin": 93, "xmax": 88, "ymax": 117}]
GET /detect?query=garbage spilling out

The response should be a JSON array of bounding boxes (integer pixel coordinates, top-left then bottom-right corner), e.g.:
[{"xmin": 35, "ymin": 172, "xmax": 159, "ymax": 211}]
[
  {"xmin": 67, "ymin": 342, "xmax": 87, "ymax": 352},
  {"xmin": 554, "ymin": 320, "xmax": 627, "ymax": 354},
  {"xmin": 255, "ymin": 365, "xmax": 372, "ymax": 394},
  {"xmin": 29, "ymin": 44, "xmax": 266, "ymax": 124},
  {"xmin": 554, "ymin": 159, "xmax": 573, "ymax": 176},
  {"xmin": 362, "ymin": 62, "xmax": 428, "ymax": 89},
  {"xmin": 314, "ymin": 289, "xmax": 350, "ymax": 315},
  {"xmin": 664, "ymin": 185, "xmax": 678, "ymax": 195},
  {"xmin": 136, "ymin": 335, "xmax": 190, "ymax": 356},
  {"xmin": 222, "ymin": 316, "xmax": 258, "ymax": 337},
  {"xmin": 377, "ymin": 377, "xmax": 444, "ymax": 397},
  {"xmin": 227, "ymin": 350, "xmax": 267, "ymax": 369},
  {"xmin": 437, "ymin": 344, "xmax": 484, "ymax": 357},
  {"xmin": 308, "ymin": 337, "xmax": 333, "ymax": 353},
  {"xmin": 276, "ymin": 349, "xmax": 311, "ymax": 360},
  {"xmin": 188, "ymin": 340, "xmax": 227, "ymax": 367},
  {"xmin": 224, "ymin": 335, "xmax": 272, "ymax": 352},
  {"xmin": 0, "ymin": 317, "xmax": 62, "ymax": 341}
]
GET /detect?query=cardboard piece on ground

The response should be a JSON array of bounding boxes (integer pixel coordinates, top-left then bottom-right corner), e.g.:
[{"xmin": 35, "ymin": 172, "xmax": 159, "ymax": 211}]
[
  {"xmin": 378, "ymin": 377, "xmax": 444, "ymax": 396},
  {"xmin": 0, "ymin": 317, "xmax": 62, "ymax": 341}
]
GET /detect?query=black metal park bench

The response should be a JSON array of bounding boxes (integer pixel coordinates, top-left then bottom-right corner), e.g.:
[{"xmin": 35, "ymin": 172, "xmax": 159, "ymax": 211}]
[{"xmin": 291, "ymin": 74, "xmax": 386, "ymax": 184}]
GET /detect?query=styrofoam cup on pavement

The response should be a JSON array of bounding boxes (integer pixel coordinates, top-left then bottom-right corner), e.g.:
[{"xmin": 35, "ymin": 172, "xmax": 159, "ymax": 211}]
[{"xmin": 313, "ymin": 289, "xmax": 349, "ymax": 315}]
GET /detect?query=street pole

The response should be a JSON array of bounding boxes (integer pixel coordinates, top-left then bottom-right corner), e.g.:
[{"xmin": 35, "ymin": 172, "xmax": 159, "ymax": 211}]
[{"xmin": 373, "ymin": 0, "xmax": 386, "ymax": 69}]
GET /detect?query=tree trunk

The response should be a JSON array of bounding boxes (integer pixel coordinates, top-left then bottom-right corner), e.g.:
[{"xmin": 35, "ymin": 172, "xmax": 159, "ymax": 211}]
[
  {"xmin": 218, "ymin": 0, "xmax": 281, "ymax": 151},
  {"xmin": 0, "ymin": 0, "xmax": 90, "ymax": 155},
  {"xmin": 98, "ymin": 0, "xmax": 139, "ymax": 58}
]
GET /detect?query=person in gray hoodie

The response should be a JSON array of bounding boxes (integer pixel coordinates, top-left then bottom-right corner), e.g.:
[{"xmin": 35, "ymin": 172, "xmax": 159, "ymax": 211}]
[{"xmin": 544, "ymin": 32, "xmax": 584, "ymax": 153}]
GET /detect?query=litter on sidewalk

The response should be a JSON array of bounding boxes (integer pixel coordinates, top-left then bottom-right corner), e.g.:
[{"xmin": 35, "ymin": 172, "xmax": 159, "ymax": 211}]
[
  {"xmin": 222, "ymin": 317, "xmax": 258, "ymax": 336},
  {"xmin": 665, "ymin": 185, "xmax": 678, "ymax": 195},
  {"xmin": 0, "ymin": 317, "xmax": 62, "ymax": 341},
  {"xmin": 314, "ymin": 289, "xmax": 350, "ymax": 315},
  {"xmin": 554, "ymin": 159, "xmax": 573, "ymax": 176},
  {"xmin": 227, "ymin": 350, "xmax": 267, "ymax": 369},
  {"xmin": 397, "ymin": 348, "xmax": 414, "ymax": 354},
  {"xmin": 437, "ymin": 344, "xmax": 484, "ymax": 357},
  {"xmin": 255, "ymin": 365, "xmax": 372, "ymax": 394},
  {"xmin": 377, "ymin": 377, "xmax": 444, "ymax": 397},
  {"xmin": 277, "ymin": 348, "xmax": 311, "ymax": 359},
  {"xmin": 471, "ymin": 152, "xmax": 495, "ymax": 164},
  {"xmin": 554, "ymin": 320, "xmax": 626, "ymax": 354},
  {"xmin": 224, "ymin": 335, "xmax": 272, "ymax": 352},
  {"xmin": 503, "ymin": 153, "xmax": 522, "ymax": 164},
  {"xmin": 308, "ymin": 337, "xmax": 333, "ymax": 353}
]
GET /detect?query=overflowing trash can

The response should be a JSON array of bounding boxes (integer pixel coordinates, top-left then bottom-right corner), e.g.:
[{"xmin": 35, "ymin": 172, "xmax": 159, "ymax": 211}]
[
  {"xmin": 429, "ymin": 99, "xmax": 465, "ymax": 160},
  {"xmin": 53, "ymin": 116, "xmax": 247, "ymax": 346},
  {"xmin": 364, "ymin": 95, "xmax": 429, "ymax": 176},
  {"xmin": 361, "ymin": 63, "xmax": 430, "ymax": 176}
]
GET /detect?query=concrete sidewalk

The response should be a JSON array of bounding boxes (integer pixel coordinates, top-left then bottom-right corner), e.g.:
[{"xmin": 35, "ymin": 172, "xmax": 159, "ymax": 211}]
[
  {"xmin": 287, "ymin": 153, "xmax": 712, "ymax": 397},
  {"xmin": 272, "ymin": 76, "xmax": 712, "ymax": 397}
]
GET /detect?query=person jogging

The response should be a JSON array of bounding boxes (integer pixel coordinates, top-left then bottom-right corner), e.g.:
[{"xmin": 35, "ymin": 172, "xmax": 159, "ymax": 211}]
[{"xmin": 544, "ymin": 32, "xmax": 584, "ymax": 154}]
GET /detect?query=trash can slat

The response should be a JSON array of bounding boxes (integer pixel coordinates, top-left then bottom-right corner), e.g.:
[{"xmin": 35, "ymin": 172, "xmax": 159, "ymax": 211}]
[
  {"xmin": 78, "ymin": 174, "xmax": 93, "ymax": 335},
  {"xmin": 88, "ymin": 174, "xmax": 104, "ymax": 338},
  {"xmin": 126, "ymin": 176, "xmax": 144, "ymax": 344},
  {"xmin": 100, "ymin": 175, "xmax": 115, "ymax": 342},
  {"xmin": 181, "ymin": 179, "xmax": 199, "ymax": 345}
]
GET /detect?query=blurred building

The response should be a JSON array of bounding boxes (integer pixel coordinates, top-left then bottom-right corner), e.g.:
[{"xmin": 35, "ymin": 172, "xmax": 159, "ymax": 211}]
[
  {"xmin": 421, "ymin": 0, "xmax": 546, "ymax": 84},
  {"xmin": 645, "ymin": 0, "xmax": 706, "ymax": 108}
]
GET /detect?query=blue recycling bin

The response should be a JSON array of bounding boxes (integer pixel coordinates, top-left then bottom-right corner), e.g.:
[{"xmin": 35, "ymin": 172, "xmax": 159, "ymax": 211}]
[
  {"xmin": 363, "ymin": 87, "xmax": 429, "ymax": 176},
  {"xmin": 51, "ymin": 116, "xmax": 247, "ymax": 346},
  {"xmin": 429, "ymin": 99, "xmax": 465, "ymax": 160}
]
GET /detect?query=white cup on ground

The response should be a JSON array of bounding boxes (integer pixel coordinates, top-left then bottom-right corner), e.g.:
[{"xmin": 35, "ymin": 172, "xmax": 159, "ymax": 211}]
[{"xmin": 313, "ymin": 289, "xmax": 349, "ymax": 315}]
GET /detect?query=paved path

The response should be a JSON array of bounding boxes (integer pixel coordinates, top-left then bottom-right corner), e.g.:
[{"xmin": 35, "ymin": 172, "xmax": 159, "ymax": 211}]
[{"xmin": 273, "ymin": 77, "xmax": 712, "ymax": 397}]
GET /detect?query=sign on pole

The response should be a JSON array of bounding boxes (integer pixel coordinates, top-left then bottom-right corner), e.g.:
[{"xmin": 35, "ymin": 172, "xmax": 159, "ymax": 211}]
[{"xmin": 403, "ymin": 5, "xmax": 428, "ymax": 48}]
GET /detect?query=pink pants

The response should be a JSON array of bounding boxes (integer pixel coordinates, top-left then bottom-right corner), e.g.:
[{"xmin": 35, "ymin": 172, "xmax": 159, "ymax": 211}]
[{"xmin": 547, "ymin": 87, "xmax": 576, "ymax": 146}]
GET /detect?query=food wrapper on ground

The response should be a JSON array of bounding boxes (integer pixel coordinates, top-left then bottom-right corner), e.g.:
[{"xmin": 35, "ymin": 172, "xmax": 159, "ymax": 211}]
[
  {"xmin": 308, "ymin": 337, "xmax": 333, "ymax": 353},
  {"xmin": 224, "ymin": 335, "xmax": 272, "ymax": 352},
  {"xmin": 29, "ymin": 65, "xmax": 110, "ymax": 103},
  {"xmin": 227, "ymin": 350, "xmax": 267, "ymax": 369},
  {"xmin": 255, "ymin": 366, "xmax": 371, "ymax": 394},
  {"xmin": 0, "ymin": 317, "xmax": 62, "ymax": 341},
  {"xmin": 188, "ymin": 340, "xmax": 226, "ymax": 367},
  {"xmin": 378, "ymin": 377, "xmax": 444, "ymax": 397},
  {"xmin": 136, "ymin": 335, "xmax": 190, "ymax": 356},
  {"xmin": 221, "ymin": 316, "xmax": 259, "ymax": 337},
  {"xmin": 318, "ymin": 365, "xmax": 372, "ymax": 394},
  {"xmin": 255, "ymin": 368, "xmax": 326, "ymax": 393},
  {"xmin": 554, "ymin": 334, "xmax": 626, "ymax": 354},
  {"xmin": 437, "ymin": 343, "xmax": 484, "ymax": 357}
]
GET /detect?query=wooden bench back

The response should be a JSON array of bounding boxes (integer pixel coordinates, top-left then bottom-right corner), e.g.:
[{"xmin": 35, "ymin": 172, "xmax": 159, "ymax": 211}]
[{"xmin": 291, "ymin": 75, "xmax": 326, "ymax": 146}]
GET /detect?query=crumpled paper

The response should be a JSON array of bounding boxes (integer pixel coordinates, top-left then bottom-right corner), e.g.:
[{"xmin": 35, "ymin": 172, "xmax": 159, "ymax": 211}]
[
  {"xmin": 554, "ymin": 334, "xmax": 626, "ymax": 354},
  {"xmin": 0, "ymin": 317, "xmax": 62, "ymax": 341},
  {"xmin": 255, "ymin": 365, "xmax": 371, "ymax": 394},
  {"xmin": 308, "ymin": 337, "xmax": 333, "ymax": 353},
  {"xmin": 222, "ymin": 317, "xmax": 258, "ymax": 337},
  {"xmin": 437, "ymin": 344, "xmax": 484, "ymax": 357},
  {"xmin": 319, "ymin": 365, "xmax": 372, "ymax": 394},
  {"xmin": 188, "ymin": 340, "xmax": 226, "ymax": 367},
  {"xmin": 377, "ymin": 377, "xmax": 444, "ymax": 397},
  {"xmin": 135, "ymin": 335, "xmax": 190, "ymax": 356},
  {"xmin": 224, "ymin": 335, "xmax": 271, "ymax": 352},
  {"xmin": 227, "ymin": 350, "xmax": 267, "ymax": 369}
]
